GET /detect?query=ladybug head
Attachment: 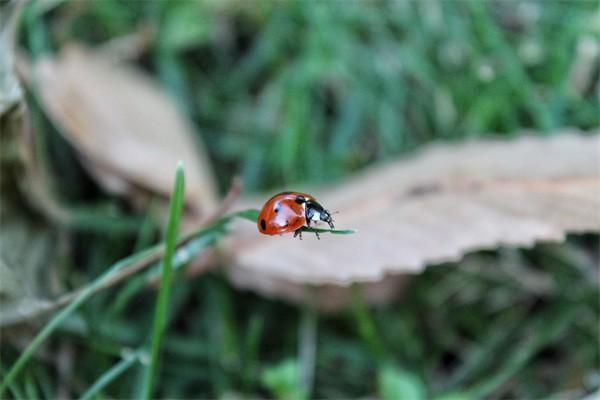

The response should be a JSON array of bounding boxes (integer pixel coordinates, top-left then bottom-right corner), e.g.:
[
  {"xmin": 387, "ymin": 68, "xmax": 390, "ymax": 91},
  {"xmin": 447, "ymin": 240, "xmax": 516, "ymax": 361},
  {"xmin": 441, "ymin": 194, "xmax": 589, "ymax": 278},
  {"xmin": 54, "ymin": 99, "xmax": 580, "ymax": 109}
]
[{"xmin": 305, "ymin": 202, "xmax": 335, "ymax": 229}]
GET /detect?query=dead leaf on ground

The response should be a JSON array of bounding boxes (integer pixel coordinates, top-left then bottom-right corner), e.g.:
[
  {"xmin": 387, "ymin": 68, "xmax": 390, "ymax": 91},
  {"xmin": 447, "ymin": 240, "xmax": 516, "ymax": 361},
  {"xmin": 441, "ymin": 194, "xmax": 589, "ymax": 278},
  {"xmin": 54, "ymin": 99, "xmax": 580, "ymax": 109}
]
[
  {"xmin": 227, "ymin": 130, "xmax": 600, "ymax": 309},
  {"xmin": 20, "ymin": 45, "xmax": 218, "ymax": 221},
  {"xmin": 0, "ymin": 176, "xmax": 61, "ymax": 327}
]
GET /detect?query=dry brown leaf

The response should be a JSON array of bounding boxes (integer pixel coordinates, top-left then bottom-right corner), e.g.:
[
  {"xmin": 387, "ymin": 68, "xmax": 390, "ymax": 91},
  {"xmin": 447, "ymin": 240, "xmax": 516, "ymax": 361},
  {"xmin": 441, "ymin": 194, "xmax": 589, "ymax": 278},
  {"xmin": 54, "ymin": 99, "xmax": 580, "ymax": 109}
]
[
  {"xmin": 23, "ymin": 45, "xmax": 218, "ymax": 219},
  {"xmin": 227, "ymin": 130, "xmax": 600, "ymax": 307}
]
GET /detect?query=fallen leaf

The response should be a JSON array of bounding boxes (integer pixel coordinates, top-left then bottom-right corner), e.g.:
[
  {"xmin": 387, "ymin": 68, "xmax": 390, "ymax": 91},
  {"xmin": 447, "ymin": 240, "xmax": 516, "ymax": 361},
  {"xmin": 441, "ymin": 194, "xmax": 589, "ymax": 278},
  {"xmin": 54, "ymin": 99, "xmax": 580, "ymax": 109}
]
[
  {"xmin": 227, "ymin": 130, "xmax": 600, "ymax": 307},
  {"xmin": 22, "ymin": 45, "xmax": 218, "ymax": 219},
  {"xmin": 0, "ymin": 192, "xmax": 60, "ymax": 327},
  {"xmin": 0, "ymin": 0, "xmax": 63, "ymax": 326}
]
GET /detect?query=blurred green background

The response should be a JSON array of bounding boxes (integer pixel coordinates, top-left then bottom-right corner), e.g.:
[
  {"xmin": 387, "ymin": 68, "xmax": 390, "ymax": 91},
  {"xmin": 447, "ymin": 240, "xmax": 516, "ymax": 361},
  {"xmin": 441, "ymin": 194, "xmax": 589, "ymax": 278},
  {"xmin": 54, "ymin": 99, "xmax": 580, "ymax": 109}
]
[{"xmin": 2, "ymin": 0, "xmax": 599, "ymax": 399}]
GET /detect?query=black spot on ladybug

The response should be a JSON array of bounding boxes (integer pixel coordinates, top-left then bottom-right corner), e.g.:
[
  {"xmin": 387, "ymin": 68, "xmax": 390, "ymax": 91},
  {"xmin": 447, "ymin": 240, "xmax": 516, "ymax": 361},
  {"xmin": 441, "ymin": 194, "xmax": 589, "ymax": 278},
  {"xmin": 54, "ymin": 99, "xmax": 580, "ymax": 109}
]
[
  {"xmin": 284, "ymin": 219, "xmax": 289, "ymax": 227},
  {"xmin": 295, "ymin": 196, "xmax": 305, "ymax": 204},
  {"xmin": 274, "ymin": 203, "xmax": 280, "ymax": 213},
  {"xmin": 260, "ymin": 219, "xmax": 267, "ymax": 231}
]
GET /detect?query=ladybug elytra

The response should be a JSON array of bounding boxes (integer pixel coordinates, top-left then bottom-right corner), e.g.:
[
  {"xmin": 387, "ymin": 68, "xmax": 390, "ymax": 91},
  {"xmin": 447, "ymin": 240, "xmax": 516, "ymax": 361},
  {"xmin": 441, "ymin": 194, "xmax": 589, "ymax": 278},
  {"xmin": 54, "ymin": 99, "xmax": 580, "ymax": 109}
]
[{"xmin": 257, "ymin": 191, "xmax": 334, "ymax": 239}]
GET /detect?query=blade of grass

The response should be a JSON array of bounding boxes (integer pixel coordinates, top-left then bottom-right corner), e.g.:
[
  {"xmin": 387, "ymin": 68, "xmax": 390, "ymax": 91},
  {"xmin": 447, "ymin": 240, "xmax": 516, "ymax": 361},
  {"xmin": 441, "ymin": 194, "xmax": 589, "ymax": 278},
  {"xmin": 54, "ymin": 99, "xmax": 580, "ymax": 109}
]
[
  {"xmin": 0, "ymin": 209, "xmax": 255, "ymax": 327},
  {"xmin": 236, "ymin": 209, "xmax": 260, "ymax": 222},
  {"xmin": 468, "ymin": 2, "xmax": 554, "ymax": 131},
  {"xmin": 242, "ymin": 313, "xmax": 265, "ymax": 394},
  {"xmin": 299, "ymin": 289, "xmax": 318, "ymax": 398},
  {"xmin": 0, "ymin": 165, "xmax": 254, "ymax": 396},
  {"xmin": 0, "ymin": 242, "xmax": 160, "ymax": 397},
  {"xmin": 6, "ymin": 382, "xmax": 24, "ymax": 400},
  {"xmin": 141, "ymin": 162, "xmax": 186, "ymax": 399},
  {"xmin": 301, "ymin": 227, "xmax": 356, "ymax": 235},
  {"xmin": 0, "ymin": 362, "xmax": 24, "ymax": 400},
  {"xmin": 23, "ymin": 371, "xmax": 41, "ymax": 400},
  {"xmin": 35, "ymin": 357, "xmax": 55, "ymax": 399},
  {"xmin": 80, "ymin": 349, "xmax": 143, "ymax": 400},
  {"xmin": 467, "ymin": 303, "xmax": 580, "ymax": 398},
  {"xmin": 351, "ymin": 284, "xmax": 385, "ymax": 362},
  {"xmin": 444, "ymin": 307, "xmax": 527, "ymax": 389},
  {"xmin": 213, "ymin": 279, "xmax": 241, "ymax": 377}
]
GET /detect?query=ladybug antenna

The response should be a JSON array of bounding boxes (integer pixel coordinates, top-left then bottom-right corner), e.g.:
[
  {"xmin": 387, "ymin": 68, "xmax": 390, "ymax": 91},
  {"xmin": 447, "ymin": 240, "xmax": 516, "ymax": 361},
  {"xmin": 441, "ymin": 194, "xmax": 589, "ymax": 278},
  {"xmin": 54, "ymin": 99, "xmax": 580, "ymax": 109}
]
[{"xmin": 327, "ymin": 210, "xmax": 338, "ymax": 224}]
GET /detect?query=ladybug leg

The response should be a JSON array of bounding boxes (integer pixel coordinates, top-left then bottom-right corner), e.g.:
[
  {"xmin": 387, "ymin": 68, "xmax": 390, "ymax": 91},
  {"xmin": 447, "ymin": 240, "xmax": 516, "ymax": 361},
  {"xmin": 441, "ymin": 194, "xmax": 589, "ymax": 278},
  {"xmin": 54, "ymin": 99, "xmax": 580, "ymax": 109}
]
[
  {"xmin": 314, "ymin": 231, "xmax": 320, "ymax": 240},
  {"xmin": 294, "ymin": 228, "xmax": 303, "ymax": 240}
]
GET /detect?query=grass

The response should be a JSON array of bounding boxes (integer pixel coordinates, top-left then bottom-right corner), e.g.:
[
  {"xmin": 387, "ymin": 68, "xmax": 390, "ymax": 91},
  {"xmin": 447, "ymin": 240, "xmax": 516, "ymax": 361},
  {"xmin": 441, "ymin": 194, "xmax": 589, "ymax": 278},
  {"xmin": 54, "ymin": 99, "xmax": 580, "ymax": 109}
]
[
  {"xmin": 1, "ymin": 1, "xmax": 599, "ymax": 399},
  {"xmin": 79, "ymin": 349, "xmax": 142, "ymax": 400},
  {"xmin": 0, "ymin": 165, "xmax": 267, "ymax": 398},
  {"xmin": 141, "ymin": 162, "xmax": 186, "ymax": 399},
  {"xmin": 0, "ymin": 243, "xmax": 161, "ymax": 397}
]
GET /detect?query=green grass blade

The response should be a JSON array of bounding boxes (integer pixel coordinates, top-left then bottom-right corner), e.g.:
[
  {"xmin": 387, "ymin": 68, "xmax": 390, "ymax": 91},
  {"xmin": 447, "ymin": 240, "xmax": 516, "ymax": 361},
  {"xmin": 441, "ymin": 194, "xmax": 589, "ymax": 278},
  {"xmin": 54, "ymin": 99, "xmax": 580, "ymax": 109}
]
[
  {"xmin": 23, "ymin": 373, "xmax": 40, "ymax": 400},
  {"xmin": 0, "ymin": 362, "xmax": 22, "ymax": 400},
  {"xmin": 80, "ymin": 350, "xmax": 142, "ymax": 400},
  {"xmin": 351, "ymin": 284, "xmax": 384, "ymax": 361},
  {"xmin": 0, "ymin": 243, "xmax": 161, "ymax": 397},
  {"xmin": 0, "ymin": 207, "xmax": 260, "ymax": 327},
  {"xmin": 298, "ymin": 296, "xmax": 318, "ymax": 397},
  {"xmin": 467, "ymin": 304, "xmax": 579, "ymax": 398},
  {"xmin": 141, "ymin": 162, "xmax": 186, "ymax": 399},
  {"xmin": 445, "ymin": 308, "xmax": 527, "ymax": 389},
  {"xmin": 242, "ymin": 314, "xmax": 265, "ymax": 393},
  {"xmin": 236, "ymin": 209, "xmax": 260, "ymax": 222},
  {"xmin": 301, "ymin": 227, "xmax": 356, "ymax": 235}
]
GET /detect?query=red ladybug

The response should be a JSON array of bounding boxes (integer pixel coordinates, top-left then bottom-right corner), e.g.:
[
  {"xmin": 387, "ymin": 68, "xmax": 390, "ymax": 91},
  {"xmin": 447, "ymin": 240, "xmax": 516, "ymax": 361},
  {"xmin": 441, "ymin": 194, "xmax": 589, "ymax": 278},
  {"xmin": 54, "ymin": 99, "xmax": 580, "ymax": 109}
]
[{"xmin": 257, "ymin": 191, "xmax": 334, "ymax": 239}]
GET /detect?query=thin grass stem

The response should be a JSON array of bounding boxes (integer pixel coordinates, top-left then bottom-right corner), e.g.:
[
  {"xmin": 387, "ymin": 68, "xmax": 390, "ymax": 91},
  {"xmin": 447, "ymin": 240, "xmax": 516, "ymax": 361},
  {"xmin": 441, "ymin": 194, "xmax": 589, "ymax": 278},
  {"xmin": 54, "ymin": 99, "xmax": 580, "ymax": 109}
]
[
  {"xmin": 141, "ymin": 162, "xmax": 186, "ymax": 399},
  {"xmin": 80, "ymin": 350, "xmax": 142, "ymax": 400}
]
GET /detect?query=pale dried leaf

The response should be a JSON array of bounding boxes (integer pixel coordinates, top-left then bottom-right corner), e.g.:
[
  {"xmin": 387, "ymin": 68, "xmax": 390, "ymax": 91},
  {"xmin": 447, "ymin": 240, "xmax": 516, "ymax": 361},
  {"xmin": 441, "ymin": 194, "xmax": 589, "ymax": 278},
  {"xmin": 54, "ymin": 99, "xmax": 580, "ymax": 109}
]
[
  {"xmin": 227, "ymin": 131, "xmax": 600, "ymax": 304},
  {"xmin": 0, "ymin": 202, "xmax": 60, "ymax": 326},
  {"xmin": 26, "ymin": 45, "xmax": 218, "ymax": 218}
]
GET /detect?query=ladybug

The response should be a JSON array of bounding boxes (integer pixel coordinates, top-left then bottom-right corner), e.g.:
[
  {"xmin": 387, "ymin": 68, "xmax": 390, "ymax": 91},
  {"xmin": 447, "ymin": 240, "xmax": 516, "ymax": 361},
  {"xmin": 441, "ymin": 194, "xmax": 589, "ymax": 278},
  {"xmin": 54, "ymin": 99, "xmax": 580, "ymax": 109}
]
[{"xmin": 257, "ymin": 191, "xmax": 334, "ymax": 239}]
